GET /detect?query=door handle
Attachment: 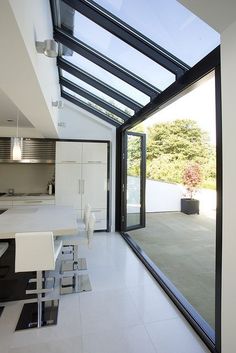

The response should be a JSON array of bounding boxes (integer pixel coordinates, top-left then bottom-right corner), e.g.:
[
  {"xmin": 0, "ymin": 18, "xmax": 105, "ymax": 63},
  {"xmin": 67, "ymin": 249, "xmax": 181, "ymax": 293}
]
[{"xmin": 78, "ymin": 180, "xmax": 81, "ymax": 194}]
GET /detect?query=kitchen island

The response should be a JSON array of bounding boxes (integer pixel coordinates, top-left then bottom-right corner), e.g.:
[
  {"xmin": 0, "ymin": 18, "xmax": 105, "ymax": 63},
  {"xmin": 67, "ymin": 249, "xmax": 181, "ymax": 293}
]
[
  {"xmin": 0, "ymin": 205, "xmax": 77, "ymax": 239},
  {"xmin": 0, "ymin": 206, "xmax": 77, "ymax": 302}
]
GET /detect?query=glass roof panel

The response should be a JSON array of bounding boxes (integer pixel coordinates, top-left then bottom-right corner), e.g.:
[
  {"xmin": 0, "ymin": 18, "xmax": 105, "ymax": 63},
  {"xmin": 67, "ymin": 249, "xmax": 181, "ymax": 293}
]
[
  {"xmin": 61, "ymin": 70, "xmax": 134, "ymax": 116},
  {"xmin": 72, "ymin": 11, "xmax": 175, "ymax": 90},
  {"xmin": 63, "ymin": 87, "xmax": 124, "ymax": 123},
  {"xmin": 94, "ymin": 0, "xmax": 220, "ymax": 66},
  {"xmin": 62, "ymin": 50, "xmax": 150, "ymax": 105}
]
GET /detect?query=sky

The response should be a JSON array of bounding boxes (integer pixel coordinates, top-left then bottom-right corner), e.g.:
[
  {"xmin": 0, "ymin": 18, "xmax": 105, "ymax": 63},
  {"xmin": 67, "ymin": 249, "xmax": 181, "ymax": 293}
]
[
  {"xmin": 65, "ymin": 0, "xmax": 220, "ymax": 106},
  {"xmin": 143, "ymin": 72, "xmax": 216, "ymax": 145}
]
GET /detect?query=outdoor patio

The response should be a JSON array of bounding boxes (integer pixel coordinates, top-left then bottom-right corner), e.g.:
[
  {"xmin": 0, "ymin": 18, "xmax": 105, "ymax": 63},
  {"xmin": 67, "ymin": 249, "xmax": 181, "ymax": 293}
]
[{"xmin": 129, "ymin": 211, "xmax": 216, "ymax": 329}]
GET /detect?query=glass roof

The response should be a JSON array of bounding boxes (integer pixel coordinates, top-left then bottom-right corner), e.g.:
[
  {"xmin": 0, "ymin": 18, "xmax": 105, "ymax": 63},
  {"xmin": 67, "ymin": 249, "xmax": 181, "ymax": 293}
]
[
  {"xmin": 73, "ymin": 11, "xmax": 175, "ymax": 90},
  {"xmin": 51, "ymin": 0, "xmax": 220, "ymax": 127},
  {"xmin": 61, "ymin": 70, "xmax": 134, "ymax": 115},
  {"xmin": 63, "ymin": 86, "xmax": 124, "ymax": 124},
  {"xmin": 94, "ymin": 0, "xmax": 220, "ymax": 66},
  {"xmin": 62, "ymin": 51, "xmax": 150, "ymax": 105}
]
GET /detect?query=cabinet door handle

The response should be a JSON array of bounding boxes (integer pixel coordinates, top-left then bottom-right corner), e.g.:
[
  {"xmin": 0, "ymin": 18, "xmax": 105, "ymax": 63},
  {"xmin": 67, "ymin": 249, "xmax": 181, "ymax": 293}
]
[
  {"xmin": 23, "ymin": 200, "xmax": 43, "ymax": 203},
  {"xmin": 82, "ymin": 180, "xmax": 85, "ymax": 194},
  {"xmin": 61, "ymin": 160, "xmax": 76, "ymax": 163},
  {"xmin": 87, "ymin": 161, "xmax": 102, "ymax": 164},
  {"xmin": 78, "ymin": 180, "xmax": 81, "ymax": 194}
]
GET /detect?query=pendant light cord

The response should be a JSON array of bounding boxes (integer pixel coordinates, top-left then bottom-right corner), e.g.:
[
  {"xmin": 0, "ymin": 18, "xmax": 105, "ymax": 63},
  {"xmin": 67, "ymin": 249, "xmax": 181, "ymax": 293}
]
[{"xmin": 16, "ymin": 109, "xmax": 19, "ymax": 138}]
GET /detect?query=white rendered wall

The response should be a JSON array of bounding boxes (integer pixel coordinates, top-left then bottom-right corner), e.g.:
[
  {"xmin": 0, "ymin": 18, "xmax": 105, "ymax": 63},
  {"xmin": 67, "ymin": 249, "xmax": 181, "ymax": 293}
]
[
  {"xmin": 146, "ymin": 179, "xmax": 183, "ymax": 212},
  {"xmin": 58, "ymin": 102, "xmax": 116, "ymax": 232},
  {"xmin": 221, "ymin": 19, "xmax": 236, "ymax": 353}
]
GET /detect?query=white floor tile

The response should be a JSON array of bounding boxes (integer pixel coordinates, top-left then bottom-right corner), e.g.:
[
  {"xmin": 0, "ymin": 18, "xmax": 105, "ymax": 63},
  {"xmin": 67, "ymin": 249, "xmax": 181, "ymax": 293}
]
[
  {"xmin": 128, "ymin": 283, "xmax": 178, "ymax": 323},
  {"xmin": 82, "ymin": 325, "xmax": 157, "ymax": 353},
  {"xmin": 8, "ymin": 335, "xmax": 83, "ymax": 353},
  {"xmin": 146, "ymin": 317, "xmax": 210, "ymax": 353},
  {"xmin": 0, "ymin": 232, "xmax": 211, "ymax": 353},
  {"xmin": 80, "ymin": 288, "xmax": 142, "ymax": 334}
]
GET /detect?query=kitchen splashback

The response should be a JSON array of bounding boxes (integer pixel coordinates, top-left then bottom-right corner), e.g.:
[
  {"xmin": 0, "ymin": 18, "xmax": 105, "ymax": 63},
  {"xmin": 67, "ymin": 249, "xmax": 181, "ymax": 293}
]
[{"xmin": 0, "ymin": 164, "xmax": 55, "ymax": 194}]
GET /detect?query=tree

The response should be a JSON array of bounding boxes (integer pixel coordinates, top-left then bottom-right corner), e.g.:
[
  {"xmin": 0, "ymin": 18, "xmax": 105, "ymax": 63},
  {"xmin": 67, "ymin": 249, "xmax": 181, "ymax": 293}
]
[
  {"xmin": 126, "ymin": 118, "xmax": 215, "ymax": 188},
  {"xmin": 147, "ymin": 119, "xmax": 211, "ymax": 164},
  {"xmin": 182, "ymin": 163, "xmax": 203, "ymax": 198}
]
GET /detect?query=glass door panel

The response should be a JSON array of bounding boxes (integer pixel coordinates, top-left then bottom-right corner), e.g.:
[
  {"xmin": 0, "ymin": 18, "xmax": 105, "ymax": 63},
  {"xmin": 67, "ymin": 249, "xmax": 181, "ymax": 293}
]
[{"xmin": 124, "ymin": 131, "xmax": 146, "ymax": 230}]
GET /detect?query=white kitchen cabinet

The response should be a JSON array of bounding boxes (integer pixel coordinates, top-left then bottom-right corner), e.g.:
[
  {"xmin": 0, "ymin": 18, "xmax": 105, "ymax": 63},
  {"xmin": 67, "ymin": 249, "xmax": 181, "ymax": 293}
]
[
  {"xmin": 56, "ymin": 141, "xmax": 82, "ymax": 163},
  {"xmin": 82, "ymin": 164, "xmax": 107, "ymax": 209},
  {"xmin": 82, "ymin": 142, "xmax": 107, "ymax": 164},
  {"xmin": 55, "ymin": 163, "xmax": 82, "ymax": 211},
  {"xmin": 55, "ymin": 141, "xmax": 108, "ymax": 230}
]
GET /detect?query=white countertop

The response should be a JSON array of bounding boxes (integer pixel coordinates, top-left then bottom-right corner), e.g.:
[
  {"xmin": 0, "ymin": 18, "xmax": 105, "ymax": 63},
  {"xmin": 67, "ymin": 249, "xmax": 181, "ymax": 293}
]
[{"xmin": 0, "ymin": 205, "xmax": 77, "ymax": 239}]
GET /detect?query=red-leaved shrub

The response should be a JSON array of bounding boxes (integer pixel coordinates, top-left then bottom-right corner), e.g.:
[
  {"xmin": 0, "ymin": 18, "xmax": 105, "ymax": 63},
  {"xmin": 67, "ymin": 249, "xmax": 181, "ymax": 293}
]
[{"xmin": 182, "ymin": 163, "xmax": 203, "ymax": 199}]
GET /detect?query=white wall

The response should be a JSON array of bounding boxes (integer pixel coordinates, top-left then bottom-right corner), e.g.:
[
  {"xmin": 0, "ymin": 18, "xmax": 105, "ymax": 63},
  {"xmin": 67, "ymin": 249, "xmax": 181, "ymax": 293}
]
[
  {"xmin": 58, "ymin": 101, "xmax": 117, "ymax": 232},
  {"xmin": 0, "ymin": 127, "xmax": 43, "ymax": 138},
  {"xmin": 221, "ymin": 19, "xmax": 236, "ymax": 353},
  {"xmin": 146, "ymin": 179, "xmax": 183, "ymax": 212}
]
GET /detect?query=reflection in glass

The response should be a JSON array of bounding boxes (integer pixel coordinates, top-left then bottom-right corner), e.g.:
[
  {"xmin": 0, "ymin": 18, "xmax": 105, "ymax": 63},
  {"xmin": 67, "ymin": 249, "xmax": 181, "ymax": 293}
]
[
  {"xmin": 63, "ymin": 87, "xmax": 124, "ymax": 123},
  {"xmin": 61, "ymin": 70, "xmax": 134, "ymax": 116},
  {"xmin": 62, "ymin": 53, "xmax": 150, "ymax": 105},
  {"xmin": 126, "ymin": 135, "xmax": 141, "ymax": 228}
]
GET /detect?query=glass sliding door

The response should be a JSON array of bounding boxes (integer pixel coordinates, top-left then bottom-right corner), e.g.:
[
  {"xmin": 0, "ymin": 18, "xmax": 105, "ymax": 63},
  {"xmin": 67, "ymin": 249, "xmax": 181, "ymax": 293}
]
[
  {"xmin": 123, "ymin": 132, "xmax": 146, "ymax": 231},
  {"xmin": 121, "ymin": 70, "xmax": 219, "ymax": 346}
]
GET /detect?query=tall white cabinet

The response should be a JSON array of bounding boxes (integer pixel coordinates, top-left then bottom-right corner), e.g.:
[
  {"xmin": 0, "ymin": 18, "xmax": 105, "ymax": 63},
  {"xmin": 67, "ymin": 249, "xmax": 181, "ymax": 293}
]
[{"xmin": 55, "ymin": 141, "xmax": 108, "ymax": 230}]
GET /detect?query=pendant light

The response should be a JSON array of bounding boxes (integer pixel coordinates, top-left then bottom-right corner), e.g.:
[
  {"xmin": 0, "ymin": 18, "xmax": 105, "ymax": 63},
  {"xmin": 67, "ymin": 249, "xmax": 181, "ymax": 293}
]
[{"xmin": 12, "ymin": 109, "xmax": 22, "ymax": 160}]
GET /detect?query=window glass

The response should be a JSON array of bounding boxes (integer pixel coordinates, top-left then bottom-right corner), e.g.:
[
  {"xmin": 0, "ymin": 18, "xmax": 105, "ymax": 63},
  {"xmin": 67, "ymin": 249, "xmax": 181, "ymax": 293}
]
[
  {"xmin": 127, "ymin": 71, "xmax": 217, "ymax": 336},
  {"xmin": 61, "ymin": 70, "xmax": 134, "ymax": 116},
  {"xmin": 62, "ymin": 52, "xmax": 150, "ymax": 105},
  {"xmin": 95, "ymin": 0, "xmax": 220, "ymax": 66},
  {"xmin": 72, "ymin": 11, "xmax": 175, "ymax": 90},
  {"xmin": 63, "ymin": 87, "xmax": 124, "ymax": 123}
]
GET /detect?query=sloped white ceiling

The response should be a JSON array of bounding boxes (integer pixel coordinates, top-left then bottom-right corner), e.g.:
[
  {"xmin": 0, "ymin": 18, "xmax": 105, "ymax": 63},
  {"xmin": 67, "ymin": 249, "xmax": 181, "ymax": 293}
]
[
  {"xmin": 0, "ymin": 0, "xmax": 59, "ymax": 137},
  {"xmin": 179, "ymin": 0, "xmax": 236, "ymax": 33}
]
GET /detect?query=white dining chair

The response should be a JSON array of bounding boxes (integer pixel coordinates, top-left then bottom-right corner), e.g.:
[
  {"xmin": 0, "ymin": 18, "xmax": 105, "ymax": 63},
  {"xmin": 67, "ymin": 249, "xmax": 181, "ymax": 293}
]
[{"xmin": 15, "ymin": 231, "xmax": 62, "ymax": 330}]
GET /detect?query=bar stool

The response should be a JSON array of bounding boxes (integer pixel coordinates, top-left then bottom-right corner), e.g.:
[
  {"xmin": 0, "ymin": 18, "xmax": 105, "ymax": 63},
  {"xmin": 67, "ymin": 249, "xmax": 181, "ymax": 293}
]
[
  {"xmin": 60, "ymin": 212, "xmax": 95, "ymax": 294},
  {"xmin": 15, "ymin": 232, "xmax": 62, "ymax": 330},
  {"xmin": 61, "ymin": 204, "xmax": 92, "ymax": 271}
]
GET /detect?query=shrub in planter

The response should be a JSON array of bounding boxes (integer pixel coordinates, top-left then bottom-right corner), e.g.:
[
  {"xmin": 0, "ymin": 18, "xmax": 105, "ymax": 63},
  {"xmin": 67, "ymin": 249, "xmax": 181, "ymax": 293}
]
[{"xmin": 181, "ymin": 163, "xmax": 203, "ymax": 215}]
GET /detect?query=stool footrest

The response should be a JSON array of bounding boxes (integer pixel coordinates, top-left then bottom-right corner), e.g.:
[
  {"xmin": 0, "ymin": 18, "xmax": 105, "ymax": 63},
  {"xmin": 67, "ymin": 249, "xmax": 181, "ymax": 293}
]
[
  {"xmin": 61, "ymin": 258, "xmax": 87, "ymax": 273},
  {"xmin": 15, "ymin": 300, "xmax": 59, "ymax": 331}
]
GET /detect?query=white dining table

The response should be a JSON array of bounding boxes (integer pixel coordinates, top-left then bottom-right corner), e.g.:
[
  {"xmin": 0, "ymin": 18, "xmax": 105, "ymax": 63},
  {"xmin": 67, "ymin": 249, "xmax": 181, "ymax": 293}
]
[{"xmin": 0, "ymin": 205, "xmax": 78, "ymax": 239}]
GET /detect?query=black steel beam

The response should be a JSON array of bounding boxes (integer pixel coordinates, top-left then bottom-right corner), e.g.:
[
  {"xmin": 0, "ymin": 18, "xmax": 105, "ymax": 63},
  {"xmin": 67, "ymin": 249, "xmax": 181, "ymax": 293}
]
[
  {"xmin": 61, "ymin": 91, "xmax": 121, "ymax": 127},
  {"xmin": 58, "ymin": 57, "xmax": 143, "ymax": 112},
  {"xmin": 63, "ymin": 0, "xmax": 190, "ymax": 78},
  {"xmin": 60, "ymin": 77, "xmax": 130, "ymax": 121},
  {"xmin": 54, "ymin": 27, "xmax": 160, "ymax": 97},
  {"xmin": 119, "ymin": 46, "xmax": 220, "ymax": 132}
]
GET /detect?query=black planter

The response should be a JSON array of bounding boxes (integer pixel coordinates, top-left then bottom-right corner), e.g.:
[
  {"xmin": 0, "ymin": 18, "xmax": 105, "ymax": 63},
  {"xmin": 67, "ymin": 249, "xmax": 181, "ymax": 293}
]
[{"xmin": 181, "ymin": 198, "xmax": 199, "ymax": 215}]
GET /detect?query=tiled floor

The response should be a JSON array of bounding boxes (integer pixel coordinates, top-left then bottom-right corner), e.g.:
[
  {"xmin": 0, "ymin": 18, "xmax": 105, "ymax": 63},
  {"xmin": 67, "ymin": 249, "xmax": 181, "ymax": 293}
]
[
  {"xmin": 0, "ymin": 232, "xmax": 210, "ymax": 353},
  {"xmin": 129, "ymin": 212, "xmax": 215, "ymax": 328}
]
